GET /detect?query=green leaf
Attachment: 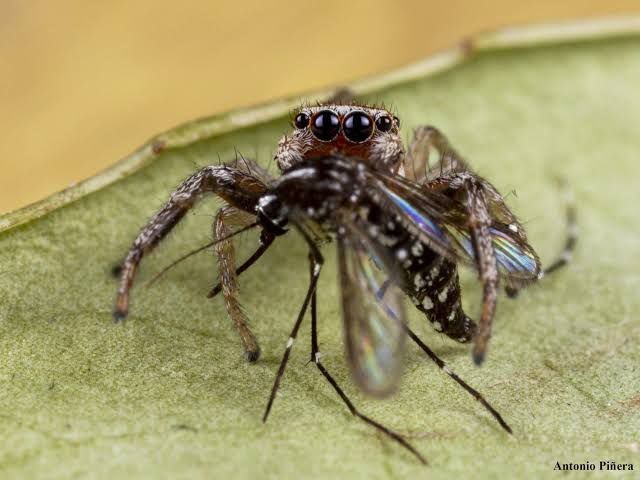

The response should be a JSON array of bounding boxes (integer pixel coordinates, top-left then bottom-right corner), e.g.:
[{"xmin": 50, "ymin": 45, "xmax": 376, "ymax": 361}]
[{"xmin": 1, "ymin": 27, "xmax": 639, "ymax": 479}]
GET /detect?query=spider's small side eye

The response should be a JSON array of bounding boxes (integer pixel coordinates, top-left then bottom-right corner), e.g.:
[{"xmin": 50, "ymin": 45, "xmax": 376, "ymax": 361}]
[
  {"xmin": 343, "ymin": 111, "xmax": 373, "ymax": 143},
  {"xmin": 311, "ymin": 110, "xmax": 340, "ymax": 141},
  {"xmin": 294, "ymin": 113, "xmax": 310, "ymax": 129},
  {"xmin": 375, "ymin": 115, "xmax": 393, "ymax": 133},
  {"xmin": 393, "ymin": 116, "xmax": 401, "ymax": 128}
]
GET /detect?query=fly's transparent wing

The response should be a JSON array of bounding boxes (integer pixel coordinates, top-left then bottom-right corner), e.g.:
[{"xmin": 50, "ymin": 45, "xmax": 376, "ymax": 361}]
[{"xmin": 338, "ymin": 217, "xmax": 406, "ymax": 398}]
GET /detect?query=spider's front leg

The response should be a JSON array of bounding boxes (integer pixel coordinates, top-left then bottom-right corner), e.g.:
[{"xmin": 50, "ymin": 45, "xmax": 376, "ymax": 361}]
[
  {"xmin": 404, "ymin": 127, "xmax": 499, "ymax": 362},
  {"xmin": 402, "ymin": 125, "xmax": 469, "ymax": 183},
  {"xmin": 114, "ymin": 164, "xmax": 267, "ymax": 330},
  {"xmin": 213, "ymin": 205, "xmax": 267, "ymax": 362},
  {"xmin": 459, "ymin": 178, "xmax": 500, "ymax": 365}
]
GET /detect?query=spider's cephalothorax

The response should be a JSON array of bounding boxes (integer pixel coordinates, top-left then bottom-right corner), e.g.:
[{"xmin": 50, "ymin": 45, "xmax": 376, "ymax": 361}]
[
  {"xmin": 275, "ymin": 105, "xmax": 404, "ymax": 172},
  {"xmin": 112, "ymin": 95, "xmax": 576, "ymax": 464}
]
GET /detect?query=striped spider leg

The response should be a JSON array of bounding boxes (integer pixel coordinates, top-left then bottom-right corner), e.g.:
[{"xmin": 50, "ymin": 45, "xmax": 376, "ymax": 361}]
[
  {"xmin": 399, "ymin": 125, "xmax": 577, "ymax": 362},
  {"xmin": 114, "ymin": 158, "xmax": 273, "ymax": 361}
]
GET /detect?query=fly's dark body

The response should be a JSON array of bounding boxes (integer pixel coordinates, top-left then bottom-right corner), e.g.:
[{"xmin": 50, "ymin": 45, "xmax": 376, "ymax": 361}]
[
  {"xmin": 112, "ymin": 93, "xmax": 577, "ymax": 464},
  {"xmin": 262, "ymin": 156, "xmax": 474, "ymax": 344}
]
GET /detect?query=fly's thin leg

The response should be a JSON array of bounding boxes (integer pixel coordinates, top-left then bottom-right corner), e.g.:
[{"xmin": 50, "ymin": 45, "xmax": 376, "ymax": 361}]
[
  {"xmin": 114, "ymin": 164, "xmax": 266, "ymax": 320},
  {"xmin": 213, "ymin": 205, "xmax": 265, "ymax": 362},
  {"xmin": 309, "ymin": 260, "xmax": 427, "ymax": 465},
  {"xmin": 403, "ymin": 126, "xmax": 469, "ymax": 183},
  {"xmin": 405, "ymin": 326, "xmax": 512, "ymax": 434},
  {"xmin": 263, "ymin": 225, "xmax": 323, "ymax": 422},
  {"xmin": 207, "ymin": 230, "xmax": 274, "ymax": 299}
]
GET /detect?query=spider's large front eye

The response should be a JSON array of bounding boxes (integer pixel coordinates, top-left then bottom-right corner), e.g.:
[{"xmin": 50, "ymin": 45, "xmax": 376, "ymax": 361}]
[
  {"xmin": 294, "ymin": 112, "xmax": 309, "ymax": 129},
  {"xmin": 311, "ymin": 110, "xmax": 340, "ymax": 141},
  {"xmin": 343, "ymin": 111, "xmax": 373, "ymax": 143}
]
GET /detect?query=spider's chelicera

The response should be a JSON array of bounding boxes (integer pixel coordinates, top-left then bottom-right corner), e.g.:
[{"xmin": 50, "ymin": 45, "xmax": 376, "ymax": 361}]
[{"xmin": 113, "ymin": 95, "xmax": 576, "ymax": 464}]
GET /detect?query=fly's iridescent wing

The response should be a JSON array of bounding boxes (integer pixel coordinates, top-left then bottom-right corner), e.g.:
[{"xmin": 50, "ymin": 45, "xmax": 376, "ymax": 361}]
[
  {"xmin": 439, "ymin": 179, "xmax": 541, "ymax": 286},
  {"xmin": 367, "ymin": 169, "xmax": 541, "ymax": 285},
  {"xmin": 444, "ymin": 223, "xmax": 540, "ymax": 287},
  {"xmin": 371, "ymin": 172, "xmax": 462, "ymax": 260},
  {"xmin": 337, "ymin": 216, "xmax": 406, "ymax": 398}
]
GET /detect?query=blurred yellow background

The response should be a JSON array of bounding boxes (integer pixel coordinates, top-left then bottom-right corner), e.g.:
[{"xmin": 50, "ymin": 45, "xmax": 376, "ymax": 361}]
[{"xmin": 2, "ymin": 1, "xmax": 638, "ymax": 214}]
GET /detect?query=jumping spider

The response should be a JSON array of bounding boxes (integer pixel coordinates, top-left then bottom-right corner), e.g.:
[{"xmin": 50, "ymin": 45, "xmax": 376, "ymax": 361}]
[{"xmin": 113, "ymin": 96, "xmax": 576, "ymax": 463}]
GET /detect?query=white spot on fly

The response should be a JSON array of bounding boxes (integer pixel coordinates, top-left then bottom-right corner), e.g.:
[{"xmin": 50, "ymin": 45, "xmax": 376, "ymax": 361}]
[
  {"xmin": 286, "ymin": 337, "xmax": 295, "ymax": 349},
  {"xmin": 396, "ymin": 249, "xmax": 408, "ymax": 261},
  {"xmin": 378, "ymin": 235, "xmax": 396, "ymax": 247},
  {"xmin": 430, "ymin": 265, "xmax": 440, "ymax": 279},
  {"xmin": 422, "ymin": 297, "xmax": 434, "ymax": 310},
  {"xmin": 508, "ymin": 223, "xmax": 518, "ymax": 233},
  {"xmin": 438, "ymin": 286, "xmax": 449, "ymax": 303},
  {"xmin": 281, "ymin": 167, "xmax": 316, "ymax": 180},
  {"xmin": 414, "ymin": 274, "xmax": 426, "ymax": 289},
  {"xmin": 411, "ymin": 242, "xmax": 423, "ymax": 257},
  {"xmin": 433, "ymin": 321, "xmax": 442, "ymax": 332}
]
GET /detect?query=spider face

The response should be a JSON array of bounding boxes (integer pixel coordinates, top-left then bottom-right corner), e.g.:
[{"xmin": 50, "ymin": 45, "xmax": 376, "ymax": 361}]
[{"xmin": 275, "ymin": 105, "xmax": 404, "ymax": 172}]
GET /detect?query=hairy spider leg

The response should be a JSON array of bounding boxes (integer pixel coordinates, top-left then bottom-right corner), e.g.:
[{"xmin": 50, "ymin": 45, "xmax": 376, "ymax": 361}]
[
  {"xmin": 114, "ymin": 163, "xmax": 268, "ymax": 357},
  {"xmin": 403, "ymin": 125, "xmax": 469, "ymax": 183},
  {"xmin": 207, "ymin": 229, "xmax": 275, "ymax": 298},
  {"xmin": 405, "ymin": 124, "xmax": 578, "ymax": 300},
  {"xmin": 214, "ymin": 205, "xmax": 265, "ymax": 361},
  {"xmin": 463, "ymin": 179, "xmax": 500, "ymax": 365},
  {"xmin": 386, "ymin": 125, "xmax": 479, "ymax": 343},
  {"xmin": 308, "ymin": 255, "xmax": 428, "ymax": 465}
]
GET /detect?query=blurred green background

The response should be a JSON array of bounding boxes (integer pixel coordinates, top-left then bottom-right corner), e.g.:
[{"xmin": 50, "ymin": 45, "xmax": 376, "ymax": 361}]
[{"xmin": 1, "ymin": 0, "xmax": 639, "ymax": 214}]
